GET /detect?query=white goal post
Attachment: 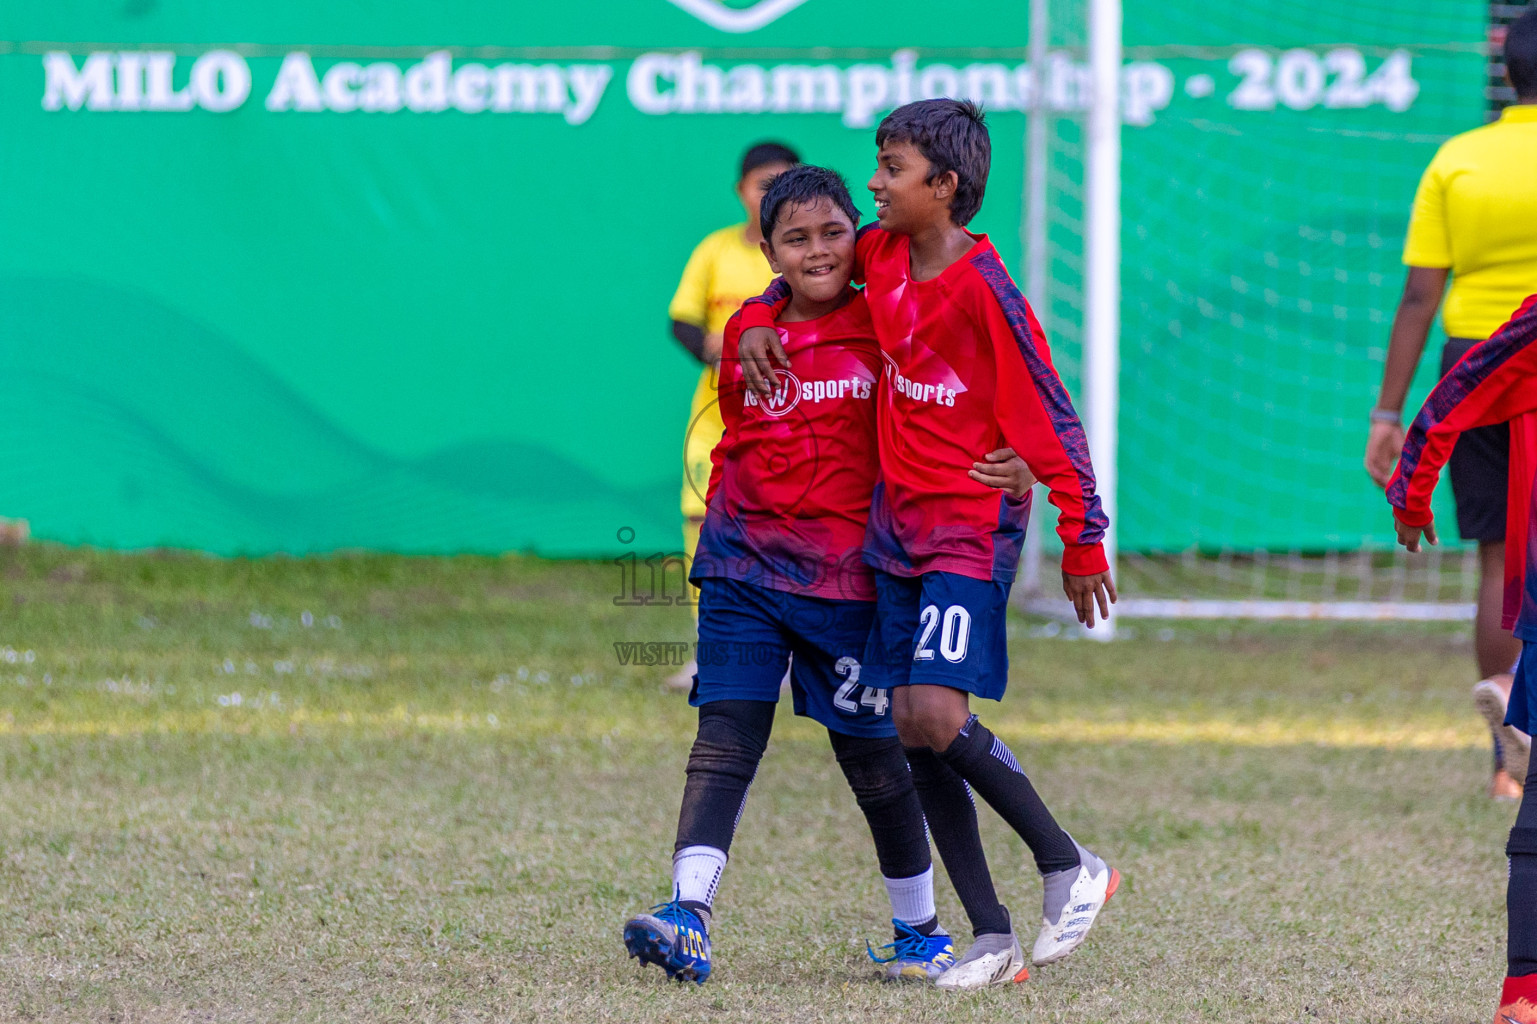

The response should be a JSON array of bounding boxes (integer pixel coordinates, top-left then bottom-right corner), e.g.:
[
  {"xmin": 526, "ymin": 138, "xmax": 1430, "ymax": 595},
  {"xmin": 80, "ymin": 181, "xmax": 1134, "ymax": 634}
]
[
  {"xmin": 1016, "ymin": 0, "xmax": 1476, "ymax": 627},
  {"xmin": 1081, "ymin": 0, "xmax": 1122, "ymax": 639}
]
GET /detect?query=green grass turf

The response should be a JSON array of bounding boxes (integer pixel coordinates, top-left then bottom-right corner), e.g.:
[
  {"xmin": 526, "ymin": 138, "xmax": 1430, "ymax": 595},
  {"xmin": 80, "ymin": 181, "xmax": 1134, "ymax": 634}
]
[{"xmin": 0, "ymin": 544, "xmax": 1514, "ymax": 1022}]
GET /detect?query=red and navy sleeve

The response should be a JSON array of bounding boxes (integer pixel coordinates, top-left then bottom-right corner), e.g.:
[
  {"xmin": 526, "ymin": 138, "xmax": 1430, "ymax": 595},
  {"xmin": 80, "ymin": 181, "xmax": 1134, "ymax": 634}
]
[
  {"xmin": 737, "ymin": 278, "xmax": 792, "ymax": 333},
  {"xmin": 968, "ymin": 251, "xmax": 1110, "ymax": 577},
  {"xmin": 1388, "ymin": 294, "xmax": 1537, "ymax": 527}
]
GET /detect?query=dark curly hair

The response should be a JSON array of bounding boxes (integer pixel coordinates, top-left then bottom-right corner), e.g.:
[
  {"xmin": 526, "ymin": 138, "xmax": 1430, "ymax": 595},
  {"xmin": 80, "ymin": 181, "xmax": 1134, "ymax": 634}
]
[{"xmin": 759, "ymin": 164, "xmax": 861, "ymax": 245}]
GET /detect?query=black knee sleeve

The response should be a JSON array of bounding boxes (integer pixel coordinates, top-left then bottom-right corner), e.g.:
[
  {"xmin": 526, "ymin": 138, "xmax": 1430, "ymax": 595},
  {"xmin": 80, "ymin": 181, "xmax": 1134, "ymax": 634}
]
[
  {"xmin": 828, "ymin": 731, "xmax": 931, "ymax": 880},
  {"xmin": 829, "ymin": 732, "xmax": 912, "ymax": 807},
  {"xmin": 674, "ymin": 700, "xmax": 776, "ymax": 854}
]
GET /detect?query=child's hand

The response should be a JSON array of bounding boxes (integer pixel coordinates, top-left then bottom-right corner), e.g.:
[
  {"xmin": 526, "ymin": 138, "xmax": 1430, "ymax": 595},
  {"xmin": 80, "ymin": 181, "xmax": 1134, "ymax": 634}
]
[
  {"xmin": 969, "ymin": 447, "xmax": 1036, "ymax": 500},
  {"xmin": 1364, "ymin": 420, "xmax": 1406, "ymax": 489},
  {"xmin": 1394, "ymin": 516, "xmax": 1437, "ymax": 553},
  {"xmin": 738, "ymin": 326, "xmax": 790, "ymax": 396},
  {"xmin": 1062, "ymin": 570, "xmax": 1117, "ymax": 628}
]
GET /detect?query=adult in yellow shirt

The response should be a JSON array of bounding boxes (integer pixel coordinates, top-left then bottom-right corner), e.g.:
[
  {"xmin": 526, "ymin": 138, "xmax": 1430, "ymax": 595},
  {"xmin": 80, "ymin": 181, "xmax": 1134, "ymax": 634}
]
[
  {"xmin": 666, "ymin": 142, "xmax": 799, "ymax": 688},
  {"xmin": 1366, "ymin": 13, "xmax": 1537, "ymax": 800}
]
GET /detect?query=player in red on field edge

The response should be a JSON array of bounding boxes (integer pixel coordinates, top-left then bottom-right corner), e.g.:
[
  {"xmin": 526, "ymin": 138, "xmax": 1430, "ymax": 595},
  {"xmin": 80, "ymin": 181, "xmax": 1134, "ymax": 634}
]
[{"xmin": 1386, "ymin": 293, "xmax": 1537, "ymax": 1024}]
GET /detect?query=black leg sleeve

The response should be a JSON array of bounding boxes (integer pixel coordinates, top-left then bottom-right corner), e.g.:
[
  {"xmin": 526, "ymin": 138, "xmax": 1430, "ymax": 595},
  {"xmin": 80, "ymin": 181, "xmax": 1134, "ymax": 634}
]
[
  {"xmin": 674, "ymin": 700, "xmax": 776, "ymax": 855},
  {"xmin": 905, "ymin": 745, "xmax": 1011, "ymax": 937},
  {"xmin": 938, "ymin": 715, "xmax": 1078, "ymax": 875},
  {"xmin": 827, "ymin": 730, "xmax": 932, "ymax": 881}
]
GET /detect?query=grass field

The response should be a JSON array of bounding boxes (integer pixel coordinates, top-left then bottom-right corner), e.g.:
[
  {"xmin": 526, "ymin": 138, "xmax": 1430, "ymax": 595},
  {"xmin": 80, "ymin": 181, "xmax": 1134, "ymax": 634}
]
[{"xmin": 0, "ymin": 544, "xmax": 1514, "ymax": 1022}]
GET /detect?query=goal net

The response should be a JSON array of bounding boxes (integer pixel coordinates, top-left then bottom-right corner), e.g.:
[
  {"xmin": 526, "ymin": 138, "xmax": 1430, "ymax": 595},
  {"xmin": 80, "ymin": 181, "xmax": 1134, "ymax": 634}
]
[{"xmin": 1016, "ymin": 0, "xmax": 1495, "ymax": 623}]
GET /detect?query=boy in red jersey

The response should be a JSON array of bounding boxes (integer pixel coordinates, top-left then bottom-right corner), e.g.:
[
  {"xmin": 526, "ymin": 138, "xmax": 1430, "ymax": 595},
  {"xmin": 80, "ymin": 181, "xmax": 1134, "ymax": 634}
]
[
  {"xmin": 622, "ymin": 165, "xmax": 1037, "ymax": 985},
  {"xmin": 736, "ymin": 100, "xmax": 1119, "ymax": 989},
  {"xmin": 1385, "ymin": 294, "xmax": 1537, "ymax": 1024}
]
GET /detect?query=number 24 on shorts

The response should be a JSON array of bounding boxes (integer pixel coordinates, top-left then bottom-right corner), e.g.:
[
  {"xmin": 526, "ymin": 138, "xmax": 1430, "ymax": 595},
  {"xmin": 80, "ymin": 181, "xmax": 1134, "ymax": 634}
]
[
  {"xmin": 915, "ymin": 604, "xmax": 971, "ymax": 663},
  {"xmin": 833, "ymin": 656, "xmax": 889, "ymax": 716}
]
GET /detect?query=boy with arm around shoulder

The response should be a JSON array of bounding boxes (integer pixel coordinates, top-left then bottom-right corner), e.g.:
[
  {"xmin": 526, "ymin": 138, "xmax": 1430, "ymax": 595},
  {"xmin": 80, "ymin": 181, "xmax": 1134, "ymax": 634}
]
[
  {"xmin": 623, "ymin": 164, "xmax": 1037, "ymax": 986},
  {"xmin": 736, "ymin": 99, "xmax": 1119, "ymax": 989}
]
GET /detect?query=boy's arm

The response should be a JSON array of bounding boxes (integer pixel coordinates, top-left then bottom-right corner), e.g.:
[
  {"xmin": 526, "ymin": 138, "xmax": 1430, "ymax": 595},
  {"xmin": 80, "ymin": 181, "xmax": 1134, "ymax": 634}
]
[
  {"xmin": 734, "ymin": 279, "xmax": 792, "ymax": 394},
  {"xmin": 1364, "ymin": 267, "xmax": 1447, "ymax": 486},
  {"xmin": 738, "ymin": 226, "xmax": 879, "ymax": 394},
  {"xmin": 671, "ymin": 320, "xmax": 708, "ymax": 362},
  {"xmin": 969, "ymin": 447, "xmax": 1037, "ymax": 500},
  {"xmin": 668, "ymin": 238, "xmax": 714, "ymax": 363},
  {"xmin": 1366, "ymin": 155, "xmax": 1452, "ymax": 487},
  {"xmin": 976, "ymin": 280, "xmax": 1109, "ymax": 578},
  {"xmin": 738, "ymin": 277, "xmax": 792, "ymax": 326},
  {"xmin": 705, "ymin": 312, "xmax": 749, "ymax": 506},
  {"xmin": 1387, "ymin": 294, "xmax": 1537, "ymax": 532}
]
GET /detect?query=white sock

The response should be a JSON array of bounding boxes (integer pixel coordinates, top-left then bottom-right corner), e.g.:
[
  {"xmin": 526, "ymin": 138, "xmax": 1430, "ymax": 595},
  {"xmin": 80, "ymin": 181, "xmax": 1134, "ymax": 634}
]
[
  {"xmin": 673, "ymin": 845, "xmax": 728, "ymax": 911},
  {"xmin": 884, "ymin": 866, "xmax": 940, "ymax": 929}
]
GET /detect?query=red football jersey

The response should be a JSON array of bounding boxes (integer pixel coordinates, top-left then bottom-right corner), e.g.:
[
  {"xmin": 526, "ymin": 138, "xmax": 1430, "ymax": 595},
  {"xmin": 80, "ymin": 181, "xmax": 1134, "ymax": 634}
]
[
  {"xmin": 1390, "ymin": 294, "xmax": 1537, "ymax": 636},
  {"xmin": 740, "ymin": 227, "xmax": 1109, "ymax": 581},
  {"xmin": 691, "ymin": 292, "xmax": 882, "ymax": 601}
]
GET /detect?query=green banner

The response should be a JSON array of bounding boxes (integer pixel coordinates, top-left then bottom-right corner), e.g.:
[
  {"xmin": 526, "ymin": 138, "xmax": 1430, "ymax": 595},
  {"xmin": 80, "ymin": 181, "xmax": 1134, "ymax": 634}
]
[{"xmin": 0, "ymin": 3, "xmax": 1485, "ymax": 556}]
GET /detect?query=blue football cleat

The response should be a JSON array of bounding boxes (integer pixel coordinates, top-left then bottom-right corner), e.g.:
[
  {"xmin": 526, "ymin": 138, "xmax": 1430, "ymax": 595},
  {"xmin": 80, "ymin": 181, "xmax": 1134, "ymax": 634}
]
[
  {"xmin": 623, "ymin": 900, "xmax": 713, "ymax": 985},
  {"xmin": 867, "ymin": 918, "xmax": 955, "ymax": 981}
]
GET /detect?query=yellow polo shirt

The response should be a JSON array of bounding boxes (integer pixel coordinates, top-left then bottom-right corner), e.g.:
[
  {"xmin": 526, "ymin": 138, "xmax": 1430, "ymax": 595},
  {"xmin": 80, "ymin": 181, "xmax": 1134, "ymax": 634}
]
[
  {"xmin": 668, "ymin": 223, "xmax": 777, "ymax": 518},
  {"xmin": 1403, "ymin": 104, "xmax": 1537, "ymax": 340}
]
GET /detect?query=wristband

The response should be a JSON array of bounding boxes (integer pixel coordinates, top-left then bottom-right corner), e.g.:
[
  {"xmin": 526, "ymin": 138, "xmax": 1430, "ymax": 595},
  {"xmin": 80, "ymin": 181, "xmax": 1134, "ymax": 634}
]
[{"xmin": 1369, "ymin": 408, "xmax": 1402, "ymax": 426}]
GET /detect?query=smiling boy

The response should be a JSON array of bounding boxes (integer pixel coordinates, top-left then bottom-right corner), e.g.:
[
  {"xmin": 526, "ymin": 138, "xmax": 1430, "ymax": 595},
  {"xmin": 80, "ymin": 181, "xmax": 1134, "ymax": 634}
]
[{"xmin": 734, "ymin": 100, "xmax": 1119, "ymax": 989}]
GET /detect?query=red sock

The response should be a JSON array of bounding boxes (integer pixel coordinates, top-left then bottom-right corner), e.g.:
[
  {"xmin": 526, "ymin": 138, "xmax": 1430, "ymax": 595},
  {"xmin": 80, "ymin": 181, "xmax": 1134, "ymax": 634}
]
[{"xmin": 1498, "ymin": 974, "xmax": 1537, "ymax": 1023}]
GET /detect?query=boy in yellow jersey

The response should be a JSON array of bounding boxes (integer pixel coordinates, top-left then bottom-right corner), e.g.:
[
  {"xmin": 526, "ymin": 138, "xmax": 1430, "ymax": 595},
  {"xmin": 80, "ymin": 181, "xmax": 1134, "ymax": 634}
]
[
  {"xmin": 666, "ymin": 141, "xmax": 800, "ymax": 688},
  {"xmin": 1365, "ymin": 7, "xmax": 1537, "ymax": 800}
]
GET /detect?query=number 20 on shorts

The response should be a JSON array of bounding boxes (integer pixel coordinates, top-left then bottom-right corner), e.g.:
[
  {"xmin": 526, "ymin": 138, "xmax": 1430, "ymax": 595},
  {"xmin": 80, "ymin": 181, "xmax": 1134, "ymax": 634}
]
[{"xmin": 915, "ymin": 604, "xmax": 971, "ymax": 663}]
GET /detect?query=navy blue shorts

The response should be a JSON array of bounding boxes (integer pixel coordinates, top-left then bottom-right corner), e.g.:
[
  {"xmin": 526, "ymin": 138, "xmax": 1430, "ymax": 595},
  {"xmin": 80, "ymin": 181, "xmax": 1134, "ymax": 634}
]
[
  {"xmin": 865, "ymin": 569, "xmax": 1012, "ymax": 701},
  {"xmin": 692, "ymin": 578, "xmax": 894, "ymax": 738}
]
